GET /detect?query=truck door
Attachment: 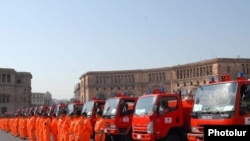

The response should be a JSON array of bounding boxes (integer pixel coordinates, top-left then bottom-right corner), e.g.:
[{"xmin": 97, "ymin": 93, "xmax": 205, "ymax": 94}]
[
  {"xmin": 239, "ymin": 83, "xmax": 250, "ymax": 125},
  {"xmin": 155, "ymin": 96, "xmax": 179, "ymax": 137}
]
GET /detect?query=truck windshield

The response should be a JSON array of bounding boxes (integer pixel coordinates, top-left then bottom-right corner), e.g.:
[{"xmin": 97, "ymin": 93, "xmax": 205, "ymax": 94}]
[
  {"xmin": 103, "ymin": 98, "xmax": 119, "ymax": 116},
  {"xmin": 134, "ymin": 96, "xmax": 156, "ymax": 115},
  {"xmin": 193, "ymin": 82, "xmax": 237, "ymax": 113},
  {"xmin": 68, "ymin": 103, "xmax": 74, "ymax": 113},
  {"xmin": 82, "ymin": 101, "xmax": 94, "ymax": 117}
]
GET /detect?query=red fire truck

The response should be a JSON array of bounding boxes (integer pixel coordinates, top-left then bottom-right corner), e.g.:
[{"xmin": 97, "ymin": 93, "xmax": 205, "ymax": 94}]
[
  {"xmin": 103, "ymin": 93, "xmax": 138, "ymax": 141},
  {"xmin": 132, "ymin": 88, "xmax": 194, "ymax": 141},
  {"xmin": 187, "ymin": 72, "xmax": 250, "ymax": 141}
]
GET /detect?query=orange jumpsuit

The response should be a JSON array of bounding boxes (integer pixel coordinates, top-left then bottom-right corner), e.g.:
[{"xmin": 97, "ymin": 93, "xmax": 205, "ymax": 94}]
[
  {"xmin": 77, "ymin": 116, "xmax": 92, "ymax": 141},
  {"xmin": 20, "ymin": 117, "xmax": 28, "ymax": 139},
  {"xmin": 10, "ymin": 118, "xmax": 14, "ymax": 135},
  {"xmin": 14, "ymin": 117, "xmax": 20, "ymax": 136},
  {"xmin": 5, "ymin": 118, "xmax": 10, "ymax": 132},
  {"xmin": 42, "ymin": 117, "xmax": 52, "ymax": 141},
  {"xmin": 27, "ymin": 116, "xmax": 36, "ymax": 141},
  {"xmin": 18, "ymin": 117, "xmax": 22, "ymax": 137},
  {"xmin": 39, "ymin": 117, "xmax": 45, "ymax": 141},
  {"xmin": 57, "ymin": 117, "xmax": 64, "ymax": 141},
  {"xmin": 51, "ymin": 117, "xmax": 58, "ymax": 141},
  {"xmin": 62, "ymin": 115, "xmax": 71, "ymax": 141},
  {"xmin": 35, "ymin": 117, "xmax": 41, "ymax": 140},
  {"xmin": 95, "ymin": 117, "xmax": 106, "ymax": 141},
  {"xmin": 69, "ymin": 117, "xmax": 76, "ymax": 141}
]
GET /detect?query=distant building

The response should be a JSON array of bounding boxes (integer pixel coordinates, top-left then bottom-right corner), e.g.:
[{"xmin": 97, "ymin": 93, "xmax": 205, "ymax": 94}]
[
  {"xmin": 79, "ymin": 58, "xmax": 250, "ymax": 102},
  {"xmin": 74, "ymin": 83, "xmax": 80, "ymax": 101},
  {"xmin": 31, "ymin": 91, "xmax": 52, "ymax": 106},
  {"xmin": 44, "ymin": 91, "xmax": 52, "ymax": 106},
  {"xmin": 0, "ymin": 68, "xmax": 32, "ymax": 115}
]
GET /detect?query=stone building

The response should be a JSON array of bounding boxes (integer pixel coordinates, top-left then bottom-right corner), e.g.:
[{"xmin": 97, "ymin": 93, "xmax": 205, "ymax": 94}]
[
  {"xmin": 74, "ymin": 83, "xmax": 80, "ymax": 101},
  {"xmin": 31, "ymin": 91, "xmax": 52, "ymax": 106},
  {"xmin": 0, "ymin": 68, "xmax": 32, "ymax": 115},
  {"xmin": 78, "ymin": 58, "xmax": 250, "ymax": 103},
  {"xmin": 44, "ymin": 91, "xmax": 52, "ymax": 106}
]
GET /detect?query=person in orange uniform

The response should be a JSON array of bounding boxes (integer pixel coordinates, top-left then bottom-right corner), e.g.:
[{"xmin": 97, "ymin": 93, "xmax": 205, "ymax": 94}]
[
  {"xmin": 73, "ymin": 110, "xmax": 83, "ymax": 141},
  {"xmin": 35, "ymin": 113, "xmax": 41, "ymax": 141},
  {"xmin": 57, "ymin": 111, "xmax": 64, "ymax": 141},
  {"xmin": 38, "ymin": 114, "xmax": 44, "ymax": 141},
  {"xmin": 77, "ymin": 112, "xmax": 92, "ymax": 141},
  {"xmin": 19, "ymin": 114, "xmax": 28, "ymax": 140},
  {"xmin": 42, "ymin": 113, "xmax": 52, "ymax": 141},
  {"xmin": 68, "ymin": 111, "xmax": 76, "ymax": 141},
  {"xmin": 14, "ymin": 113, "xmax": 20, "ymax": 137},
  {"xmin": 5, "ymin": 113, "xmax": 10, "ymax": 133},
  {"xmin": 27, "ymin": 111, "xmax": 36, "ymax": 141},
  {"xmin": 94, "ymin": 111, "xmax": 106, "ymax": 141},
  {"xmin": 61, "ymin": 110, "xmax": 71, "ymax": 141},
  {"xmin": 51, "ymin": 113, "xmax": 58, "ymax": 141}
]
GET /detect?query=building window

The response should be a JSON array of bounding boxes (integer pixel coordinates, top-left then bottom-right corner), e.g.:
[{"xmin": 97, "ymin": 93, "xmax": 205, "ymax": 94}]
[
  {"xmin": 1, "ymin": 107, "xmax": 7, "ymax": 115},
  {"xmin": 6, "ymin": 96, "xmax": 9, "ymax": 103},
  {"xmin": 227, "ymin": 66, "xmax": 231, "ymax": 73},
  {"xmin": 247, "ymin": 64, "xmax": 249, "ymax": 74},
  {"xmin": 197, "ymin": 80, "xmax": 200, "ymax": 85},
  {"xmin": 2, "ymin": 74, "xmax": 6, "ymax": 83},
  {"xmin": 2, "ymin": 95, "xmax": 5, "ymax": 103},
  {"xmin": 17, "ymin": 79, "xmax": 22, "ymax": 84},
  {"xmin": 177, "ymin": 70, "xmax": 179, "ymax": 79},
  {"xmin": 7, "ymin": 74, "xmax": 11, "ymax": 83}
]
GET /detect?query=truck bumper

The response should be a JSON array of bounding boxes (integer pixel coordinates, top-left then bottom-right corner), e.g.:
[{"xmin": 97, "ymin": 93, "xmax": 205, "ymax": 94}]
[
  {"xmin": 132, "ymin": 133, "xmax": 155, "ymax": 141},
  {"xmin": 187, "ymin": 133, "xmax": 204, "ymax": 141}
]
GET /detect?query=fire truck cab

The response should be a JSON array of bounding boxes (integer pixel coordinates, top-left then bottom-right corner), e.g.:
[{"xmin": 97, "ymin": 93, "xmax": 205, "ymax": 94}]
[
  {"xmin": 132, "ymin": 88, "xmax": 194, "ymax": 141},
  {"xmin": 103, "ymin": 93, "xmax": 138, "ymax": 141},
  {"xmin": 82, "ymin": 96, "xmax": 106, "ymax": 139},
  {"xmin": 187, "ymin": 72, "xmax": 250, "ymax": 141},
  {"xmin": 82, "ymin": 96, "xmax": 106, "ymax": 129},
  {"xmin": 68, "ymin": 101, "xmax": 84, "ymax": 115}
]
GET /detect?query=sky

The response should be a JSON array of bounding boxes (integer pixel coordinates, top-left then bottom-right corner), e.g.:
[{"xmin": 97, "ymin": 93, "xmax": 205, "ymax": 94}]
[{"xmin": 0, "ymin": 0, "xmax": 250, "ymax": 100}]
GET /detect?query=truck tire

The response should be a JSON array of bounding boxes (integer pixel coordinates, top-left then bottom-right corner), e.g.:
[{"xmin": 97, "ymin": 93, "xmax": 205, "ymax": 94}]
[
  {"xmin": 165, "ymin": 134, "xmax": 181, "ymax": 141},
  {"xmin": 124, "ymin": 129, "xmax": 132, "ymax": 141},
  {"xmin": 110, "ymin": 135, "xmax": 121, "ymax": 141}
]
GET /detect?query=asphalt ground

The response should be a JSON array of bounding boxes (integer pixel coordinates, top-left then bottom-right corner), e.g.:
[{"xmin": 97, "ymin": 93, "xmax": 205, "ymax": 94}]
[
  {"xmin": 0, "ymin": 130, "xmax": 25, "ymax": 141},
  {"xmin": 0, "ymin": 130, "xmax": 97, "ymax": 141}
]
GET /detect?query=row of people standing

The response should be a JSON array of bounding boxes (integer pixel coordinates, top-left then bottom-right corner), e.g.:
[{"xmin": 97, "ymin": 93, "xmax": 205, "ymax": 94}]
[{"xmin": 0, "ymin": 108, "xmax": 106, "ymax": 141}]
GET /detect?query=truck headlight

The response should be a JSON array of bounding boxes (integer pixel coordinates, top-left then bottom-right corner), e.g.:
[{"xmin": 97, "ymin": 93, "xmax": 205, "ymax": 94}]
[
  {"xmin": 191, "ymin": 127, "xmax": 199, "ymax": 133},
  {"xmin": 147, "ymin": 121, "xmax": 153, "ymax": 134},
  {"xmin": 110, "ymin": 124, "xmax": 116, "ymax": 128}
]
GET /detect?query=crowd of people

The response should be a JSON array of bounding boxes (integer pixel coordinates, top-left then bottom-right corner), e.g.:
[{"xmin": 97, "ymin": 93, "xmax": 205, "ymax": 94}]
[{"xmin": 0, "ymin": 105, "xmax": 106, "ymax": 141}]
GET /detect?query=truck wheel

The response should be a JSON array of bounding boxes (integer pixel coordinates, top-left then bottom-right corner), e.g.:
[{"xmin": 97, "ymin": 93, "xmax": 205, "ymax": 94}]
[
  {"xmin": 124, "ymin": 129, "xmax": 132, "ymax": 141},
  {"xmin": 165, "ymin": 134, "xmax": 181, "ymax": 141},
  {"xmin": 124, "ymin": 135, "xmax": 132, "ymax": 141},
  {"xmin": 110, "ymin": 135, "xmax": 121, "ymax": 141}
]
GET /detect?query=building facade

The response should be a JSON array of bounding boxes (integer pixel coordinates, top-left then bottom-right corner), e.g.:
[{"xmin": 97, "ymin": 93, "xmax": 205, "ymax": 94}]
[
  {"xmin": 78, "ymin": 58, "xmax": 250, "ymax": 102},
  {"xmin": 31, "ymin": 91, "xmax": 52, "ymax": 106},
  {"xmin": 74, "ymin": 83, "xmax": 80, "ymax": 101},
  {"xmin": 0, "ymin": 68, "xmax": 32, "ymax": 115}
]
